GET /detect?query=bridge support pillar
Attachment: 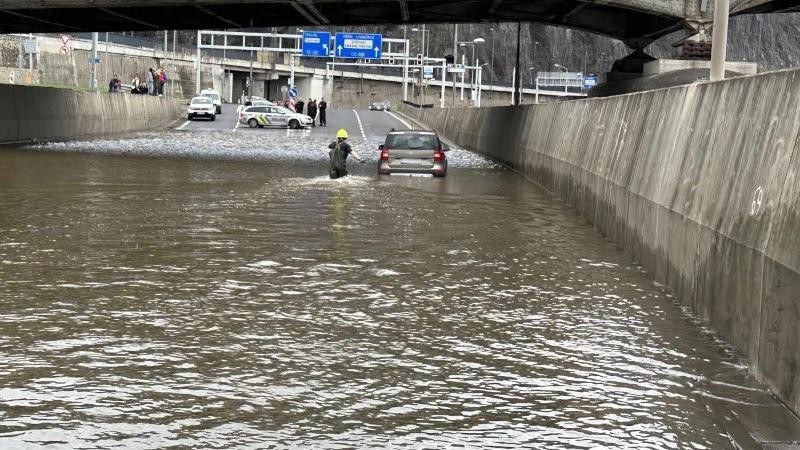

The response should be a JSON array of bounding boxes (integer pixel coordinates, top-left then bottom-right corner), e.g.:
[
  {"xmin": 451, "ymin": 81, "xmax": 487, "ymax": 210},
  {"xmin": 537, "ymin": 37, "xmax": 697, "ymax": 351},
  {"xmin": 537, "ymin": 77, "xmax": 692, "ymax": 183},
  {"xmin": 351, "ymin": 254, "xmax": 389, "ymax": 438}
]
[{"xmin": 710, "ymin": 0, "xmax": 730, "ymax": 81}]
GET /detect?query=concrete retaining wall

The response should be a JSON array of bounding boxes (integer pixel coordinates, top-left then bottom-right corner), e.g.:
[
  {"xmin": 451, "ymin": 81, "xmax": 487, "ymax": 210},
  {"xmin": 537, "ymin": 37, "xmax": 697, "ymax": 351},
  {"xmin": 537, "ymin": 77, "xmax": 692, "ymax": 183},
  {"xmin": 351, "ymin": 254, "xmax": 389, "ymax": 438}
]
[
  {"xmin": 404, "ymin": 68, "xmax": 800, "ymax": 416},
  {"xmin": 0, "ymin": 84, "xmax": 183, "ymax": 145}
]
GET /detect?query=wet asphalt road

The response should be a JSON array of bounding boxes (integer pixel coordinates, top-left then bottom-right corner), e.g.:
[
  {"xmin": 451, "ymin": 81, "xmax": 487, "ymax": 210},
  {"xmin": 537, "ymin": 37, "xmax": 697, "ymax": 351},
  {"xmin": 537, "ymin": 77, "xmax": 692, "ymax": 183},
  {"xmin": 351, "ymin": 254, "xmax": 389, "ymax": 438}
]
[
  {"xmin": 177, "ymin": 103, "xmax": 413, "ymax": 144},
  {"xmin": 0, "ymin": 104, "xmax": 797, "ymax": 449}
]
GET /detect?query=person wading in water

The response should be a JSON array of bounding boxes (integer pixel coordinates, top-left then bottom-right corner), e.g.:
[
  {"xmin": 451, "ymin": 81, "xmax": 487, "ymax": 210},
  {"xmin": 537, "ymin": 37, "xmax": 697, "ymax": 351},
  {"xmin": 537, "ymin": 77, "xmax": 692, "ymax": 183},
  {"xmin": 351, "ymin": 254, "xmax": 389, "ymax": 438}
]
[{"xmin": 328, "ymin": 129, "xmax": 364, "ymax": 179}]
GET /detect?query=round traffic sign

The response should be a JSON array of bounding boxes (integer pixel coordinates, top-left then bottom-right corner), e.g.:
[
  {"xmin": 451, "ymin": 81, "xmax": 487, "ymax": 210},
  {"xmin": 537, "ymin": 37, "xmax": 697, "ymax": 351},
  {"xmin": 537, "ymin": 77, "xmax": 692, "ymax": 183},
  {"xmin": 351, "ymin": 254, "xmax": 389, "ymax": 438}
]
[{"xmin": 280, "ymin": 85, "xmax": 288, "ymax": 94}]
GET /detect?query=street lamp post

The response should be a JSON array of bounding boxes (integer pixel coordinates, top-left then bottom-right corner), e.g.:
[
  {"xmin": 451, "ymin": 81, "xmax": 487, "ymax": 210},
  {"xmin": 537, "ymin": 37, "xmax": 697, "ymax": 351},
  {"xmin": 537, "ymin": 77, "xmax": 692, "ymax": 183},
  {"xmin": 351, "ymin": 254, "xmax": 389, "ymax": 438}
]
[
  {"xmin": 597, "ymin": 52, "xmax": 607, "ymax": 75},
  {"xmin": 412, "ymin": 26, "xmax": 431, "ymax": 100},
  {"xmin": 411, "ymin": 27, "xmax": 432, "ymax": 60},
  {"xmin": 452, "ymin": 24, "xmax": 458, "ymax": 106},
  {"xmin": 527, "ymin": 67, "xmax": 536, "ymax": 104},
  {"xmin": 458, "ymin": 37, "xmax": 484, "ymax": 104},
  {"xmin": 554, "ymin": 64, "xmax": 569, "ymax": 93}
]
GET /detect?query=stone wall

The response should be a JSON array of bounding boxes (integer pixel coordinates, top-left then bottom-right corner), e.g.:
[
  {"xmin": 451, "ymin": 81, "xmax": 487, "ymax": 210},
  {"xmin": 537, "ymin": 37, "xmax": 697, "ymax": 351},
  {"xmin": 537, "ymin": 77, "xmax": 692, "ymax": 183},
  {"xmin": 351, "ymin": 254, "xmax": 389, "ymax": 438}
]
[
  {"xmin": 403, "ymin": 69, "xmax": 800, "ymax": 416},
  {"xmin": 0, "ymin": 84, "xmax": 183, "ymax": 145}
]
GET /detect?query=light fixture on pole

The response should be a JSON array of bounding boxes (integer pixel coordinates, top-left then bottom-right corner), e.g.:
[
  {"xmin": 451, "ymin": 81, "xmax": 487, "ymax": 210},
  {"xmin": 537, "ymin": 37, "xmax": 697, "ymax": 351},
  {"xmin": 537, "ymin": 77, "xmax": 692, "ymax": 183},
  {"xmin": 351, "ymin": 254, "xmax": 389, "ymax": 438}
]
[
  {"xmin": 525, "ymin": 67, "xmax": 537, "ymax": 104},
  {"xmin": 411, "ymin": 26, "xmax": 431, "ymax": 61},
  {"xmin": 412, "ymin": 26, "xmax": 432, "ymax": 94},
  {"xmin": 458, "ymin": 37, "xmax": 485, "ymax": 99},
  {"xmin": 554, "ymin": 64, "xmax": 570, "ymax": 93}
]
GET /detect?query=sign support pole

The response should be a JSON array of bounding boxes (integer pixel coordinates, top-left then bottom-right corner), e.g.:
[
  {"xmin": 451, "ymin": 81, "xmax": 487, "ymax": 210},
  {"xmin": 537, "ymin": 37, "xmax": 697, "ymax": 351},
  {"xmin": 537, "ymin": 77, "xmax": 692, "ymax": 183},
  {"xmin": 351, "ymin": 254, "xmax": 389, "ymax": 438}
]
[
  {"xmin": 90, "ymin": 32, "xmax": 98, "ymax": 91},
  {"xmin": 403, "ymin": 45, "xmax": 409, "ymax": 102},
  {"xmin": 476, "ymin": 66, "xmax": 482, "ymax": 107},
  {"xmin": 440, "ymin": 61, "xmax": 446, "ymax": 108},
  {"xmin": 195, "ymin": 30, "xmax": 201, "ymax": 95},
  {"xmin": 513, "ymin": 22, "xmax": 521, "ymax": 105},
  {"xmin": 28, "ymin": 33, "xmax": 33, "ymax": 74},
  {"xmin": 290, "ymin": 54, "xmax": 295, "ymax": 88},
  {"xmin": 460, "ymin": 54, "xmax": 465, "ymax": 100}
]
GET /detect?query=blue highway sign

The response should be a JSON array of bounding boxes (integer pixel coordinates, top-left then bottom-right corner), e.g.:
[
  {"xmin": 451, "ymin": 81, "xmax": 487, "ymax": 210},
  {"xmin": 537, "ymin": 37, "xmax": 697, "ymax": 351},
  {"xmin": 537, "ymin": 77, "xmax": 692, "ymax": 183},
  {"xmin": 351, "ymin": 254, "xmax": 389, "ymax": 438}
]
[
  {"xmin": 334, "ymin": 33, "xmax": 382, "ymax": 59},
  {"xmin": 584, "ymin": 75, "xmax": 598, "ymax": 89},
  {"xmin": 302, "ymin": 31, "xmax": 330, "ymax": 57}
]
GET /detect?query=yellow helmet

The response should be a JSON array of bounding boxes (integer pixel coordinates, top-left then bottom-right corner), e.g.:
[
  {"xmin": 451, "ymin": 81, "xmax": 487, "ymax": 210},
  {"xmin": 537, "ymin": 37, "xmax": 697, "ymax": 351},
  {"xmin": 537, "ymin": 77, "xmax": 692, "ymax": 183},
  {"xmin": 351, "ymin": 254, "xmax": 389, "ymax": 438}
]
[{"xmin": 336, "ymin": 129, "xmax": 349, "ymax": 139}]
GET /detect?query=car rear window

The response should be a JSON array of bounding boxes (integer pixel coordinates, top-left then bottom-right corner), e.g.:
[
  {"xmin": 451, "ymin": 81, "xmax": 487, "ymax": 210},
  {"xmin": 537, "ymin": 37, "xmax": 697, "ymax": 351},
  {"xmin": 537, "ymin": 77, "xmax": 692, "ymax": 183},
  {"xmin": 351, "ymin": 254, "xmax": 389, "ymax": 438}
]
[
  {"xmin": 192, "ymin": 98, "xmax": 211, "ymax": 104},
  {"xmin": 385, "ymin": 133, "xmax": 438, "ymax": 150}
]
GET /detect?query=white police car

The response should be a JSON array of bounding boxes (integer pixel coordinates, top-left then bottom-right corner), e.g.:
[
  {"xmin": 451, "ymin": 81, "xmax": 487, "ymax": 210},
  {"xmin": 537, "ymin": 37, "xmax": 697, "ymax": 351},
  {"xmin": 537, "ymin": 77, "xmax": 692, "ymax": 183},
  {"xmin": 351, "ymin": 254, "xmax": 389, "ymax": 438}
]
[{"xmin": 238, "ymin": 105, "xmax": 312, "ymax": 129}]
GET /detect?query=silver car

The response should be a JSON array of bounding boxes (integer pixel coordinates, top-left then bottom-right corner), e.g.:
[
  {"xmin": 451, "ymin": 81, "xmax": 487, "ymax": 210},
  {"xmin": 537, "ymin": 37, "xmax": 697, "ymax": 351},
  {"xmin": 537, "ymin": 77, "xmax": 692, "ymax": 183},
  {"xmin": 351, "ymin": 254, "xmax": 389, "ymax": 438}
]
[
  {"xmin": 378, "ymin": 130, "xmax": 450, "ymax": 177},
  {"xmin": 369, "ymin": 101, "xmax": 391, "ymax": 111},
  {"xmin": 238, "ymin": 105, "xmax": 312, "ymax": 129},
  {"xmin": 236, "ymin": 99, "xmax": 274, "ymax": 115}
]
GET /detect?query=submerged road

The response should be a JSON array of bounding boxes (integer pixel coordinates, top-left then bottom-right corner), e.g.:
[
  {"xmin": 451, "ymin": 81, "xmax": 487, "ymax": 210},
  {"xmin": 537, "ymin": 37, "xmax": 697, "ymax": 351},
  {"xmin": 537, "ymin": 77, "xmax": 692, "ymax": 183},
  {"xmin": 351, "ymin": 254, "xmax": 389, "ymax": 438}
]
[{"xmin": 0, "ymin": 106, "xmax": 797, "ymax": 448}]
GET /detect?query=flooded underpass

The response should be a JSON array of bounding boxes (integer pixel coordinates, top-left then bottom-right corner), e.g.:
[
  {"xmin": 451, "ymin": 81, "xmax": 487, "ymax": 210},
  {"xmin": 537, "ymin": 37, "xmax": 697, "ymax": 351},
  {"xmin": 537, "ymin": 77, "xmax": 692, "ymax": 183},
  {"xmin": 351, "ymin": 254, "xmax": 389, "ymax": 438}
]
[{"xmin": 0, "ymin": 108, "xmax": 797, "ymax": 449}]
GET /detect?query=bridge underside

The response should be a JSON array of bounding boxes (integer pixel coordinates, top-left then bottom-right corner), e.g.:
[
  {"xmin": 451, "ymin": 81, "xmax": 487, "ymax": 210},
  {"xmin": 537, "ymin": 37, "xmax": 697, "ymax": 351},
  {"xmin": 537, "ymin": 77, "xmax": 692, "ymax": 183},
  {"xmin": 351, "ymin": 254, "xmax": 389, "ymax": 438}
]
[
  {"xmin": 733, "ymin": 0, "xmax": 800, "ymax": 14},
  {"xmin": 0, "ymin": 0, "xmax": 691, "ymax": 48}
]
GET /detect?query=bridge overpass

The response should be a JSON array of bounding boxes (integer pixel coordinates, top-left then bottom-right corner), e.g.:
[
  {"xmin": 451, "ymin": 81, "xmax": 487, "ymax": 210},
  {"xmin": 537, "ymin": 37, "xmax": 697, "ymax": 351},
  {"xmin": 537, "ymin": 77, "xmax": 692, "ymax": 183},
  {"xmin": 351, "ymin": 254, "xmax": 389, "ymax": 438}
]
[{"xmin": 0, "ymin": 0, "xmax": 797, "ymax": 48}]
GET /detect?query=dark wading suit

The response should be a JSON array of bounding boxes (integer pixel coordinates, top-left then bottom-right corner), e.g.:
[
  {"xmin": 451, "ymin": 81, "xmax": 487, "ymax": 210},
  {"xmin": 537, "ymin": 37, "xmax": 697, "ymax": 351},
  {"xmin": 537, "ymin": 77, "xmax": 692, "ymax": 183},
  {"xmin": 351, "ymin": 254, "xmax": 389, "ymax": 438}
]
[
  {"xmin": 328, "ymin": 139, "xmax": 353, "ymax": 179},
  {"xmin": 307, "ymin": 101, "xmax": 318, "ymax": 126}
]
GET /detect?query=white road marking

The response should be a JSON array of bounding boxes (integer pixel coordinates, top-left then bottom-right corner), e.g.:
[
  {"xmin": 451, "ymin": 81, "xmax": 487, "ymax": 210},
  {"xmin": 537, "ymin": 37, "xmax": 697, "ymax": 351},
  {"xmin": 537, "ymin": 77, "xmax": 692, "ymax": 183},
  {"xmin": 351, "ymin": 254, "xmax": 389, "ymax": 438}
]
[
  {"xmin": 386, "ymin": 111, "xmax": 413, "ymax": 130},
  {"xmin": 176, "ymin": 120, "xmax": 191, "ymax": 130},
  {"xmin": 233, "ymin": 121, "xmax": 239, "ymax": 132},
  {"xmin": 352, "ymin": 109, "xmax": 367, "ymax": 139}
]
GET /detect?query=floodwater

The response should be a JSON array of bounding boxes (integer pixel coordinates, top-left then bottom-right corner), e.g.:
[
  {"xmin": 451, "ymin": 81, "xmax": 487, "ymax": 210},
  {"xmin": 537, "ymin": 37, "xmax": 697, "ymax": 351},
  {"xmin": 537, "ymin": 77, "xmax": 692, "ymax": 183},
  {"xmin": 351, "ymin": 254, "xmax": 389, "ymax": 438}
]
[{"xmin": 0, "ymin": 128, "xmax": 779, "ymax": 449}]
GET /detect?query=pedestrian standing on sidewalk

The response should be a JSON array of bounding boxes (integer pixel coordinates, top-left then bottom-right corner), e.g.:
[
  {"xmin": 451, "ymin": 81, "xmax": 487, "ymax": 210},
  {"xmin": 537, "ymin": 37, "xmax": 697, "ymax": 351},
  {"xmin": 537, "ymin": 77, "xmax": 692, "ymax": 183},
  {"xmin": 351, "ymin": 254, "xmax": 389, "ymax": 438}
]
[
  {"xmin": 307, "ymin": 99, "xmax": 318, "ymax": 127},
  {"xmin": 157, "ymin": 69, "xmax": 166, "ymax": 96},
  {"xmin": 295, "ymin": 99, "xmax": 305, "ymax": 115},
  {"xmin": 146, "ymin": 68, "xmax": 154, "ymax": 95},
  {"xmin": 318, "ymin": 98, "xmax": 328, "ymax": 126}
]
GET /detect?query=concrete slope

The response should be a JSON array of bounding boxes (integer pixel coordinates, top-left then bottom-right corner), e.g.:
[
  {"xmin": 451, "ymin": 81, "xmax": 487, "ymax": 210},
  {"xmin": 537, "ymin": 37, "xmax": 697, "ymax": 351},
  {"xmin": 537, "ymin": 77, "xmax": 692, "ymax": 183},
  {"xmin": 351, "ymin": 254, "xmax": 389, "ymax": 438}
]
[
  {"xmin": 402, "ymin": 68, "xmax": 800, "ymax": 423},
  {"xmin": 0, "ymin": 85, "xmax": 183, "ymax": 145}
]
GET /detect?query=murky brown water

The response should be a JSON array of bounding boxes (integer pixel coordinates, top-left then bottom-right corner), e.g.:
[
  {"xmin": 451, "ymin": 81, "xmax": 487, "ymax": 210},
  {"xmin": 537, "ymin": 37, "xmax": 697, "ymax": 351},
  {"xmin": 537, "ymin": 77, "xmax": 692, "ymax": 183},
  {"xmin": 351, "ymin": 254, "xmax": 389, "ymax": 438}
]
[{"xmin": 0, "ymin": 131, "xmax": 776, "ymax": 448}]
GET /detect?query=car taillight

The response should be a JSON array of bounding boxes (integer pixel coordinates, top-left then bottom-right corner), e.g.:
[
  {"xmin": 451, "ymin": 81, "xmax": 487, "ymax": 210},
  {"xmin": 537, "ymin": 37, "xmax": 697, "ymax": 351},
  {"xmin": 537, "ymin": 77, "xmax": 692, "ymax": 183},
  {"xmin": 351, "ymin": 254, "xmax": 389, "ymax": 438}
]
[
  {"xmin": 434, "ymin": 148, "xmax": 444, "ymax": 162},
  {"xmin": 380, "ymin": 149, "xmax": 389, "ymax": 161}
]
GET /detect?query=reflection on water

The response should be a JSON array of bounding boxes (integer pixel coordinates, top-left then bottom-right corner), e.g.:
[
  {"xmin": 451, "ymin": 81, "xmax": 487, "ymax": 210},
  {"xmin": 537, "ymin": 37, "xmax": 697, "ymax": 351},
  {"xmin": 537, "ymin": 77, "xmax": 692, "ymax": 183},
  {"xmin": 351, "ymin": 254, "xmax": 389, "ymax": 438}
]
[{"xmin": 0, "ymin": 131, "xmax": 777, "ymax": 448}]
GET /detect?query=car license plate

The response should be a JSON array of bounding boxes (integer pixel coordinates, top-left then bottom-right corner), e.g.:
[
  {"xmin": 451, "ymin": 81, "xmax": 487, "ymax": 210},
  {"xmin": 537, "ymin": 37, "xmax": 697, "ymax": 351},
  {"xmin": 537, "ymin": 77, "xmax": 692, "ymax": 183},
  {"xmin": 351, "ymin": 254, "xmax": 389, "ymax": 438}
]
[{"xmin": 401, "ymin": 159, "xmax": 427, "ymax": 165}]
